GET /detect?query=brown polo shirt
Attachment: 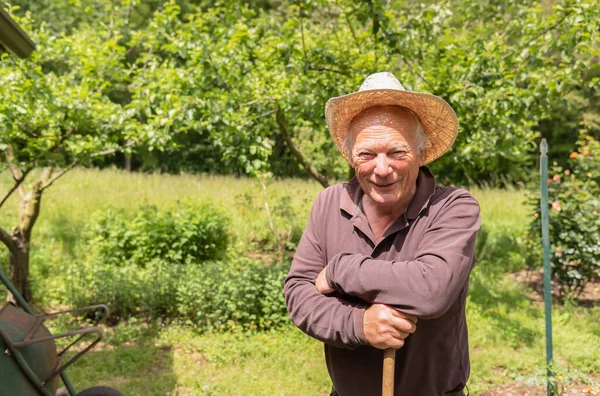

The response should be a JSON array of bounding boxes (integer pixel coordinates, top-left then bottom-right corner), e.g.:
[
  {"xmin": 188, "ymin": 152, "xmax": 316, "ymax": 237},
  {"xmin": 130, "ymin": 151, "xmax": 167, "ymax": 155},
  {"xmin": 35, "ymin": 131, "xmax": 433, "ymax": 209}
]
[{"xmin": 284, "ymin": 167, "xmax": 481, "ymax": 396}]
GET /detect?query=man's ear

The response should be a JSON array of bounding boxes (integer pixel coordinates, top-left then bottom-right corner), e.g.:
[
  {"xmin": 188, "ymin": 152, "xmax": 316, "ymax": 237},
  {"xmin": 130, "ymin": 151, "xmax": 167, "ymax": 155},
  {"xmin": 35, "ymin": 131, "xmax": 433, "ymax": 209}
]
[{"xmin": 418, "ymin": 151, "xmax": 426, "ymax": 166}]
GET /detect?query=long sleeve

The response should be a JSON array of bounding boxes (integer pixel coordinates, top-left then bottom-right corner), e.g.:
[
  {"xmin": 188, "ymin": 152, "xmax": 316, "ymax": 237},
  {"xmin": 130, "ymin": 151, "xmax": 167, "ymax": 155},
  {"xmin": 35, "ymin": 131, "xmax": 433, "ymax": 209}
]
[
  {"xmin": 325, "ymin": 191, "xmax": 481, "ymax": 319},
  {"xmin": 284, "ymin": 189, "xmax": 368, "ymax": 349}
]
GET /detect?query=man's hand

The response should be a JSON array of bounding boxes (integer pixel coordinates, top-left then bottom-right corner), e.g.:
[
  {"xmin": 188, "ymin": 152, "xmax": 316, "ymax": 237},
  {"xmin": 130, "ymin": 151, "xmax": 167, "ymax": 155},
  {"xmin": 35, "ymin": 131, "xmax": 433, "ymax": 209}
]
[
  {"xmin": 315, "ymin": 267, "xmax": 335, "ymax": 294},
  {"xmin": 363, "ymin": 304, "xmax": 417, "ymax": 350}
]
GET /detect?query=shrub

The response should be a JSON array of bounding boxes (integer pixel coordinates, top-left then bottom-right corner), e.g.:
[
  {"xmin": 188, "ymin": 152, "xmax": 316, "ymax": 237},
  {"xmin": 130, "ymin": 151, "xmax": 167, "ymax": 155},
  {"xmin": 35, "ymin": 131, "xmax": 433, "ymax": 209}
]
[
  {"xmin": 175, "ymin": 258, "xmax": 290, "ymax": 332},
  {"xmin": 70, "ymin": 255, "xmax": 290, "ymax": 329},
  {"xmin": 69, "ymin": 201, "xmax": 290, "ymax": 327},
  {"xmin": 526, "ymin": 134, "xmax": 600, "ymax": 298},
  {"xmin": 68, "ymin": 201, "xmax": 230, "ymax": 320},
  {"xmin": 70, "ymin": 258, "xmax": 184, "ymax": 321},
  {"xmin": 88, "ymin": 201, "xmax": 230, "ymax": 267}
]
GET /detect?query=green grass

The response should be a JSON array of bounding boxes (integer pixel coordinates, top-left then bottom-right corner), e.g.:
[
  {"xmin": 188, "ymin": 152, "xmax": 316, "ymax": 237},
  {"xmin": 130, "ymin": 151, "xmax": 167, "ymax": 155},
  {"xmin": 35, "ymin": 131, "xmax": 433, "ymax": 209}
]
[
  {"xmin": 1, "ymin": 168, "xmax": 321, "ymax": 252},
  {"xmin": 61, "ymin": 323, "xmax": 330, "ymax": 396},
  {"xmin": 1, "ymin": 168, "xmax": 599, "ymax": 394}
]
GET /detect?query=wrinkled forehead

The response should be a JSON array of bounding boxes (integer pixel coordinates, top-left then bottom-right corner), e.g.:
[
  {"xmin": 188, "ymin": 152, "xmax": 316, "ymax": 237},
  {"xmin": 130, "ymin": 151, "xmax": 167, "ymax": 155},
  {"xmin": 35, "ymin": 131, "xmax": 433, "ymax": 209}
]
[{"xmin": 349, "ymin": 105, "xmax": 419, "ymax": 133}]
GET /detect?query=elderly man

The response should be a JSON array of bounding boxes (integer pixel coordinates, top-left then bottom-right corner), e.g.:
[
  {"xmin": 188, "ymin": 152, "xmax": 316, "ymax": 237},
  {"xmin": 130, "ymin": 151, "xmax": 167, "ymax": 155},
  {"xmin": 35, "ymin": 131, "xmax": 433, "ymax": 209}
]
[{"xmin": 284, "ymin": 72, "xmax": 481, "ymax": 396}]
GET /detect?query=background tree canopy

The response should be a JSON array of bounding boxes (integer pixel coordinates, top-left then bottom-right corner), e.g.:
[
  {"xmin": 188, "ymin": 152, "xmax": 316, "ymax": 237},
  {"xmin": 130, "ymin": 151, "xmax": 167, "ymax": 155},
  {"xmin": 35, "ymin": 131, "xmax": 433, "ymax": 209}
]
[
  {"xmin": 1, "ymin": 3, "xmax": 600, "ymax": 392},
  {"xmin": 3, "ymin": 0, "xmax": 600, "ymax": 186}
]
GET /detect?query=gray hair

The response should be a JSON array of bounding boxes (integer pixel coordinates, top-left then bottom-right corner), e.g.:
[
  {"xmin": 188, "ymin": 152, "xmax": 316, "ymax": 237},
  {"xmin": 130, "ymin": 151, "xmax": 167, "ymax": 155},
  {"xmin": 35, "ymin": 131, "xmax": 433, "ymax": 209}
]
[{"xmin": 343, "ymin": 106, "xmax": 429, "ymax": 160}]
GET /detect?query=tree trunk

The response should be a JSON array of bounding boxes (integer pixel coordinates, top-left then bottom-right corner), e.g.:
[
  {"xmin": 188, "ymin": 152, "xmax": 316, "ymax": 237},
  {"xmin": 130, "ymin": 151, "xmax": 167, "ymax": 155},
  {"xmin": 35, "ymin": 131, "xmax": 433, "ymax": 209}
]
[
  {"xmin": 125, "ymin": 154, "xmax": 132, "ymax": 172},
  {"xmin": 2, "ymin": 170, "xmax": 48, "ymax": 303},
  {"xmin": 7, "ymin": 237, "xmax": 31, "ymax": 303}
]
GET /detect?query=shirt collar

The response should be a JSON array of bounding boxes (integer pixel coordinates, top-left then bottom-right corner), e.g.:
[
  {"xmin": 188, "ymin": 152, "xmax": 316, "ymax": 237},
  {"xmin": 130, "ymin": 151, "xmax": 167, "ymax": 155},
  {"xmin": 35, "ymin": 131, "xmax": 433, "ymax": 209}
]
[{"xmin": 340, "ymin": 166, "xmax": 437, "ymax": 220}]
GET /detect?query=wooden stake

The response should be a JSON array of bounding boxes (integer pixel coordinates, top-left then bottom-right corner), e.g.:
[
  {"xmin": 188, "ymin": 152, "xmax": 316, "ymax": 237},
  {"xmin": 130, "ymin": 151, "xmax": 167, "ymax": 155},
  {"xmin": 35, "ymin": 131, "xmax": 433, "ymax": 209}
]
[{"xmin": 382, "ymin": 348, "xmax": 396, "ymax": 396}]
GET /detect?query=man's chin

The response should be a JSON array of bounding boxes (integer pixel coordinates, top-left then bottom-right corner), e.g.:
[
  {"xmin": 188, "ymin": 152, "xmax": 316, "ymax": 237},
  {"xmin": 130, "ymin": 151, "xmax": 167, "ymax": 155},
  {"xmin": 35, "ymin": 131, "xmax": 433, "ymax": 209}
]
[{"xmin": 367, "ymin": 190, "xmax": 401, "ymax": 205}]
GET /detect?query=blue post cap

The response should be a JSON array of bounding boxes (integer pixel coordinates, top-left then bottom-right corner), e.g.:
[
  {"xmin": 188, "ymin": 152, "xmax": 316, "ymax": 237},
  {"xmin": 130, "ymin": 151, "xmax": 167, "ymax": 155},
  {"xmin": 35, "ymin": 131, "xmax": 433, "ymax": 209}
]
[{"xmin": 540, "ymin": 138, "xmax": 548, "ymax": 154}]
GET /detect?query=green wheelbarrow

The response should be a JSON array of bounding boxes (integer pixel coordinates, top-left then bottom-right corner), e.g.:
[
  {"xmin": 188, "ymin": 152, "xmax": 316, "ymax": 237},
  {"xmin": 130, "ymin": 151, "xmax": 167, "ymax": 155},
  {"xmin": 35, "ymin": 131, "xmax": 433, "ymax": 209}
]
[{"xmin": 0, "ymin": 266, "xmax": 122, "ymax": 396}]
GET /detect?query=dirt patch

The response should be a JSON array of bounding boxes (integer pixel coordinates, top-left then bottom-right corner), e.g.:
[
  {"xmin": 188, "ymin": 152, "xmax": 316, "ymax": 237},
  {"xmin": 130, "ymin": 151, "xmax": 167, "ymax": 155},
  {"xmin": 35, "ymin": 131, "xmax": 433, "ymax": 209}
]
[
  {"xmin": 510, "ymin": 269, "xmax": 600, "ymax": 307},
  {"xmin": 482, "ymin": 381, "xmax": 600, "ymax": 395},
  {"xmin": 172, "ymin": 347, "xmax": 209, "ymax": 366},
  {"xmin": 481, "ymin": 382, "xmax": 545, "ymax": 396}
]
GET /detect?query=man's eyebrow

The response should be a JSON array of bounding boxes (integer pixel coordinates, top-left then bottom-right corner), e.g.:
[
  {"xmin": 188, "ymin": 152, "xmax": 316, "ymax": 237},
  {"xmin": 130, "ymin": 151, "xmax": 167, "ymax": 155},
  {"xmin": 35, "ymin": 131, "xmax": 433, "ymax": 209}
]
[
  {"xmin": 389, "ymin": 142, "xmax": 411, "ymax": 151},
  {"xmin": 355, "ymin": 141, "xmax": 412, "ymax": 152}
]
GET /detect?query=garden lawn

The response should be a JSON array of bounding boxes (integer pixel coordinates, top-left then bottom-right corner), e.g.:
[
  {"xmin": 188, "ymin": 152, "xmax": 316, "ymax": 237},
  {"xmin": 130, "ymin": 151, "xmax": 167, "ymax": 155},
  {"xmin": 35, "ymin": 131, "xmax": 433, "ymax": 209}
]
[{"xmin": 1, "ymin": 168, "xmax": 599, "ymax": 394}]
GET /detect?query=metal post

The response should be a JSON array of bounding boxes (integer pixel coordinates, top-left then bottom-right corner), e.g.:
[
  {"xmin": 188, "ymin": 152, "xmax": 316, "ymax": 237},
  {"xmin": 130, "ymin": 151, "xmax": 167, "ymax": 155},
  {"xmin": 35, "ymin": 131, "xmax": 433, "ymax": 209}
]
[{"xmin": 540, "ymin": 138, "xmax": 554, "ymax": 396}]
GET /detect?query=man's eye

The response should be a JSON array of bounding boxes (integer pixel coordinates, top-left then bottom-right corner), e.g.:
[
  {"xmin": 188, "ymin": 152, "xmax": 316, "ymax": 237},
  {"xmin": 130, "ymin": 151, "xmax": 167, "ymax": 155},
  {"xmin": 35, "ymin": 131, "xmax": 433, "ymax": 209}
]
[
  {"xmin": 358, "ymin": 152, "xmax": 374, "ymax": 159},
  {"xmin": 391, "ymin": 150, "xmax": 407, "ymax": 157}
]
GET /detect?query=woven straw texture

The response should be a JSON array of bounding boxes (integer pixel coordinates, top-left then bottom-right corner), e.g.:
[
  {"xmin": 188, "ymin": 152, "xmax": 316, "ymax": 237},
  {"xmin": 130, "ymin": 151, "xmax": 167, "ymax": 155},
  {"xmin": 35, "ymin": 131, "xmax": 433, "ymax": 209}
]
[{"xmin": 325, "ymin": 77, "xmax": 459, "ymax": 165}]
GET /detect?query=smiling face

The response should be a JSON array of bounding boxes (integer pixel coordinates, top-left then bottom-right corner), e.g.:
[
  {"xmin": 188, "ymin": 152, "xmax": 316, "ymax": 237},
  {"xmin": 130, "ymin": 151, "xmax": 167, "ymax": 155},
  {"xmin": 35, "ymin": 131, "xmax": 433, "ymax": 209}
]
[{"xmin": 348, "ymin": 106, "xmax": 426, "ymax": 212}]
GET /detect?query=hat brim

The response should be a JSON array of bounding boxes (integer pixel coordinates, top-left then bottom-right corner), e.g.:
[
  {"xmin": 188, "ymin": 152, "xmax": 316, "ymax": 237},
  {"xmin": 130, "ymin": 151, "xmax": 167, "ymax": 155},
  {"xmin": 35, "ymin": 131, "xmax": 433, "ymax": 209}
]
[{"xmin": 325, "ymin": 89, "xmax": 459, "ymax": 165}]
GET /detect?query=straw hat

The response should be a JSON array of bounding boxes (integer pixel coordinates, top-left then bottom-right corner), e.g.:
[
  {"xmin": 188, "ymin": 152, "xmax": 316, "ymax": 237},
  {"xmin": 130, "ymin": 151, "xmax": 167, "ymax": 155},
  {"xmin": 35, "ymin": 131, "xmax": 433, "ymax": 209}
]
[{"xmin": 325, "ymin": 72, "xmax": 459, "ymax": 165}]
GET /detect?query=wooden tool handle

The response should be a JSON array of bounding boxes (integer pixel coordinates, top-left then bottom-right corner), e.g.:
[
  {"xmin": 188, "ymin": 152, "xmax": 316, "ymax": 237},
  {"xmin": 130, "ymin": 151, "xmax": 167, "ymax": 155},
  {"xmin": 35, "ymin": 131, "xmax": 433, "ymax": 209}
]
[{"xmin": 382, "ymin": 348, "xmax": 396, "ymax": 396}]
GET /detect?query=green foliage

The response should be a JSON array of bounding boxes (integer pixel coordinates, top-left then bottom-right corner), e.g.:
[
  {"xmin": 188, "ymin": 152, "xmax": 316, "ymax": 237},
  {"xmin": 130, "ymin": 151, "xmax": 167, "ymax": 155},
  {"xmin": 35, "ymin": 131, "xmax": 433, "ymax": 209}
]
[
  {"xmin": 5, "ymin": 0, "xmax": 599, "ymax": 184},
  {"xmin": 88, "ymin": 202, "xmax": 229, "ymax": 267},
  {"xmin": 69, "ymin": 201, "xmax": 233, "ymax": 320},
  {"xmin": 234, "ymin": 186, "xmax": 305, "ymax": 254},
  {"xmin": 71, "ymin": 255, "xmax": 182, "ymax": 320},
  {"xmin": 67, "ymin": 199, "xmax": 288, "ymax": 327},
  {"xmin": 526, "ymin": 134, "xmax": 600, "ymax": 298},
  {"xmin": 176, "ymin": 258, "xmax": 289, "ymax": 332},
  {"xmin": 70, "ymin": 254, "xmax": 290, "ymax": 329},
  {"xmin": 0, "ymin": 8, "xmax": 145, "ymax": 170}
]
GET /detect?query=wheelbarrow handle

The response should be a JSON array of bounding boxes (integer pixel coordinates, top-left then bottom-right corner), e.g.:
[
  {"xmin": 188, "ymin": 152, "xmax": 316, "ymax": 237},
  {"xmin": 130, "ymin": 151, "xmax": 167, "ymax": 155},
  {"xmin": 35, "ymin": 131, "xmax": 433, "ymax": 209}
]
[{"xmin": 382, "ymin": 348, "xmax": 396, "ymax": 396}]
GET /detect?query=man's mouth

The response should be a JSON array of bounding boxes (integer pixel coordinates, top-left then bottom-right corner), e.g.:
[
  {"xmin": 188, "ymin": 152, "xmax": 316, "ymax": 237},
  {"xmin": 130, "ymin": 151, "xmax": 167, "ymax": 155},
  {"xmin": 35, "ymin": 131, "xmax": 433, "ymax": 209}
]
[{"xmin": 372, "ymin": 181, "xmax": 397, "ymax": 188}]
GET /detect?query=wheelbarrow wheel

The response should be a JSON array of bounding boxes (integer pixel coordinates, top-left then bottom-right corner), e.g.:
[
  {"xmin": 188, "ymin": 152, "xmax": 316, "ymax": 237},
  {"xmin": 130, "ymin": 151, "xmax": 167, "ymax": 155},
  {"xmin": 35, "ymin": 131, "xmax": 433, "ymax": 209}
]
[{"xmin": 77, "ymin": 386, "xmax": 123, "ymax": 396}]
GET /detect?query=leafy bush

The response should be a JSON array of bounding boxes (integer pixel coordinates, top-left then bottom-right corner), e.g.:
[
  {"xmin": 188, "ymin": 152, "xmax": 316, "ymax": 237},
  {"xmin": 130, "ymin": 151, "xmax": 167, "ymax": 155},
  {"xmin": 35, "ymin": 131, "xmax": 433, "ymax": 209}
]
[
  {"xmin": 68, "ymin": 202, "xmax": 289, "ymax": 327},
  {"xmin": 88, "ymin": 202, "xmax": 229, "ymax": 267},
  {"xmin": 70, "ymin": 258, "xmax": 184, "ymax": 321},
  {"xmin": 526, "ymin": 134, "xmax": 600, "ymax": 298},
  {"xmin": 176, "ymin": 258, "xmax": 289, "ymax": 332},
  {"xmin": 70, "ymin": 255, "xmax": 290, "ymax": 329}
]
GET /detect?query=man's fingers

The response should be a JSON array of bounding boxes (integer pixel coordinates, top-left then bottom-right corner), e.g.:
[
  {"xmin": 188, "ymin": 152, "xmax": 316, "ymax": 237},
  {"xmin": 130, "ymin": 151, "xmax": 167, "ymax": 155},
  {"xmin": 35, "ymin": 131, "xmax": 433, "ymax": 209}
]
[
  {"xmin": 364, "ymin": 304, "xmax": 418, "ymax": 350},
  {"xmin": 390, "ymin": 330, "xmax": 409, "ymax": 340},
  {"xmin": 389, "ymin": 316, "xmax": 416, "ymax": 334},
  {"xmin": 389, "ymin": 308, "xmax": 417, "ymax": 324},
  {"xmin": 386, "ymin": 338, "xmax": 405, "ymax": 349}
]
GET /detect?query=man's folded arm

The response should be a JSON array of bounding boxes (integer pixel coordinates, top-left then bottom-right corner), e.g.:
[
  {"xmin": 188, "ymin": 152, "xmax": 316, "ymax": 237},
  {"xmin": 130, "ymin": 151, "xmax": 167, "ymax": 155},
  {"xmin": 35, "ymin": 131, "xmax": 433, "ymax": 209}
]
[
  {"xmin": 284, "ymin": 191, "xmax": 368, "ymax": 349},
  {"xmin": 325, "ymin": 191, "xmax": 481, "ymax": 319}
]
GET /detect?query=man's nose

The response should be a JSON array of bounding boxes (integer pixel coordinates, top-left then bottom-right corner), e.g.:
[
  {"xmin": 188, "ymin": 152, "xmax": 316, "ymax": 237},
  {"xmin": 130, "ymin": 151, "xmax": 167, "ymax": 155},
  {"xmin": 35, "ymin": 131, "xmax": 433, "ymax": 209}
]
[{"xmin": 373, "ymin": 154, "xmax": 392, "ymax": 177}]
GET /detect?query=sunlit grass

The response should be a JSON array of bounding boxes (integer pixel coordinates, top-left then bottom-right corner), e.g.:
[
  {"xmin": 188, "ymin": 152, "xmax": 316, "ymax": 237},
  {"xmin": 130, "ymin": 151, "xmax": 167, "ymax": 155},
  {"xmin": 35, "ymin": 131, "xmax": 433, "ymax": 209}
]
[
  {"xmin": 2, "ymin": 168, "xmax": 598, "ymax": 394},
  {"xmin": 1, "ymin": 168, "xmax": 525, "ymax": 250},
  {"xmin": 1, "ymin": 168, "xmax": 321, "ymax": 245}
]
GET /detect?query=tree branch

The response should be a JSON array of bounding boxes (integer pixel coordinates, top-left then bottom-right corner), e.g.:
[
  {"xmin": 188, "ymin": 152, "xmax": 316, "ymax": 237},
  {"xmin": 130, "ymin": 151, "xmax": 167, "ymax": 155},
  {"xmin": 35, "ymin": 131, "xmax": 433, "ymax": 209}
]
[
  {"xmin": 4, "ymin": 145, "xmax": 26, "ymax": 199},
  {"xmin": 18, "ymin": 168, "xmax": 51, "ymax": 242},
  {"xmin": 502, "ymin": 10, "xmax": 573, "ymax": 62},
  {"xmin": 0, "ymin": 224, "xmax": 17, "ymax": 254},
  {"xmin": 306, "ymin": 65, "xmax": 351, "ymax": 76},
  {"xmin": 5, "ymin": 146, "xmax": 23, "ymax": 181},
  {"xmin": 298, "ymin": 4, "xmax": 308, "ymax": 66},
  {"xmin": 401, "ymin": 57, "xmax": 436, "ymax": 92},
  {"xmin": 89, "ymin": 141, "xmax": 135, "ymax": 158},
  {"xmin": 344, "ymin": 10, "xmax": 362, "ymax": 54},
  {"xmin": 256, "ymin": 109, "xmax": 278, "ymax": 118},
  {"xmin": 239, "ymin": 97, "xmax": 277, "ymax": 108},
  {"xmin": 0, "ymin": 167, "xmax": 33, "ymax": 209},
  {"xmin": 39, "ymin": 161, "xmax": 78, "ymax": 192},
  {"xmin": 275, "ymin": 104, "xmax": 329, "ymax": 188},
  {"xmin": 41, "ymin": 141, "xmax": 137, "ymax": 191}
]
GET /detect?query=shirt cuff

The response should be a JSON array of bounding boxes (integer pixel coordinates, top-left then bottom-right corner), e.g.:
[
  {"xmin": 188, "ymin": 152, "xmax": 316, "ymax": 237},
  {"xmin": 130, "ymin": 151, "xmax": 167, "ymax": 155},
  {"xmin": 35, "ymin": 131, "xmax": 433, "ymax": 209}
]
[{"xmin": 352, "ymin": 306, "xmax": 368, "ymax": 346}]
